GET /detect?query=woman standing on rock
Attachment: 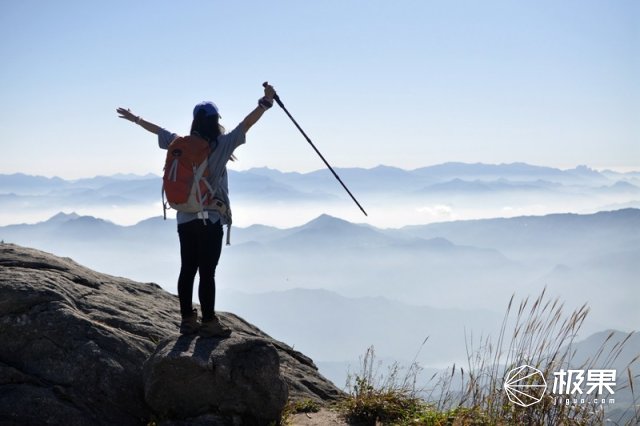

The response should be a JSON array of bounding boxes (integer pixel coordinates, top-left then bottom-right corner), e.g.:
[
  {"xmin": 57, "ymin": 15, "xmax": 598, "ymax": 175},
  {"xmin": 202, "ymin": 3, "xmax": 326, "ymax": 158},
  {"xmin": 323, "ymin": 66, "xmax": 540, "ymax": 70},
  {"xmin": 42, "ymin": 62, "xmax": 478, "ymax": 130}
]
[{"xmin": 116, "ymin": 82, "xmax": 276, "ymax": 337}]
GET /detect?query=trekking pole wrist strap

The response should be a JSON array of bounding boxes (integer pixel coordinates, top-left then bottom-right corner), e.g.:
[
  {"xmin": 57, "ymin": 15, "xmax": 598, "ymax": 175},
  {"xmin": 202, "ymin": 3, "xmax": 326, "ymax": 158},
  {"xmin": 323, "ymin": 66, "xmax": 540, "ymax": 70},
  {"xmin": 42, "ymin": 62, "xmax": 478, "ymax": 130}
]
[{"xmin": 258, "ymin": 97, "xmax": 273, "ymax": 111}]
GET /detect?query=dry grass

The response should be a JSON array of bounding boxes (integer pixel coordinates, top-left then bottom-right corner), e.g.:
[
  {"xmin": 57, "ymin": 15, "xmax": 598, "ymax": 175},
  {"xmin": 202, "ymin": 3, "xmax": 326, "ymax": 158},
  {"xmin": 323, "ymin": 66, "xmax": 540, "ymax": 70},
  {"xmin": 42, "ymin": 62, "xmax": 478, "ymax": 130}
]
[
  {"xmin": 339, "ymin": 344, "xmax": 428, "ymax": 424},
  {"xmin": 338, "ymin": 289, "xmax": 639, "ymax": 425}
]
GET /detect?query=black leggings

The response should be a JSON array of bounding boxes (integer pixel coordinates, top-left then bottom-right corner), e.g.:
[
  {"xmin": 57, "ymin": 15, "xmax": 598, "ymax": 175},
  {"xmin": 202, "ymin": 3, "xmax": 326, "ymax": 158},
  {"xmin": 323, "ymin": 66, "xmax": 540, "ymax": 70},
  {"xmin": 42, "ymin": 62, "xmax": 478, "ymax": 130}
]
[{"xmin": 177, "ymin": 219, "xmax": 223, "ymax": 321}]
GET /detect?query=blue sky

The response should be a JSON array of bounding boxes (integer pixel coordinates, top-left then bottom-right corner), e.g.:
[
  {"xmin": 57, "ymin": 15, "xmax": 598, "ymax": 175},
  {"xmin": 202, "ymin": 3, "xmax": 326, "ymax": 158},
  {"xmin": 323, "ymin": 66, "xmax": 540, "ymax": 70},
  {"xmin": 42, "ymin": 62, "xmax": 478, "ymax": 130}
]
[{"xmin": 1, "ymin": 0, "xmax": 638, "ymax": 178}]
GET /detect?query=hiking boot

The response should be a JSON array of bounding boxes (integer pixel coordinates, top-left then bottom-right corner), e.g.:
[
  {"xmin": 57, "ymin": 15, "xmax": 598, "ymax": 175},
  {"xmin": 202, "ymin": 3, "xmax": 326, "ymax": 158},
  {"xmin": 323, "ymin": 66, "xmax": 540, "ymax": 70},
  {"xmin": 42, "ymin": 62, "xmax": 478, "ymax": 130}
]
[
  {"xmin": 179, "ymin": 309, "xmax": 199, "ymax": 335},
  {"xmin": 199, "ymin": 316, "xmax": 231, "ymax": 338}
]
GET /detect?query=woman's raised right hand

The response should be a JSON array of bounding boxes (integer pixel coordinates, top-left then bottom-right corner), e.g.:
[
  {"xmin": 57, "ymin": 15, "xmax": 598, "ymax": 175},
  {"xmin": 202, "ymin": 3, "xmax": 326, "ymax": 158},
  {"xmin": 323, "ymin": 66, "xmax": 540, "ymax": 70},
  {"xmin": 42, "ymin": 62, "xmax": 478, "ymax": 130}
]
[{"xmin": 116, "ymin": 107, "xmax": 139, "ymax": 123}]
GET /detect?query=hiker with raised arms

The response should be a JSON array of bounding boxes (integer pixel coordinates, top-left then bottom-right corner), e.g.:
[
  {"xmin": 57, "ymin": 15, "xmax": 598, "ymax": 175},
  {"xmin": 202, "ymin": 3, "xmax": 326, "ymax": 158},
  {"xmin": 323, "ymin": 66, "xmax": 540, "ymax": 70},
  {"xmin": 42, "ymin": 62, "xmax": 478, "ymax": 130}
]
[{"xmin": 116, "ymin": 82, "xmax": 276, "ymax": 337}]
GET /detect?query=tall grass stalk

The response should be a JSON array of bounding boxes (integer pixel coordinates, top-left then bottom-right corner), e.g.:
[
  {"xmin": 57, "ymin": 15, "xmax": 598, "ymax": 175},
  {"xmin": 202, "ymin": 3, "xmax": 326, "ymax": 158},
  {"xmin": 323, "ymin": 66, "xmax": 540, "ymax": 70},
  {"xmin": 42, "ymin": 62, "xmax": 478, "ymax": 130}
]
[
  {"xmin": 340, "ymin": 289, "xmax": 639, "ymax": 425},
  {"xmin": 431, "ymin": 288, "xmax": 639, "ymax": 425},
  {"xmin": 341, "ymin": 340, "xmax": 429, "ymax": 424}
]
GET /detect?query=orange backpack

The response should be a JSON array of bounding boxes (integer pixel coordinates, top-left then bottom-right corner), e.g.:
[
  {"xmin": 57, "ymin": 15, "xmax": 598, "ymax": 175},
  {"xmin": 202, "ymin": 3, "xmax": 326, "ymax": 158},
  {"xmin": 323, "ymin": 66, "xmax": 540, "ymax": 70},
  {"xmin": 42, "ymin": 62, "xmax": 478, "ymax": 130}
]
[{"xmin": 162, "ymin": 135, "xmax": 216, "ymax": 217}]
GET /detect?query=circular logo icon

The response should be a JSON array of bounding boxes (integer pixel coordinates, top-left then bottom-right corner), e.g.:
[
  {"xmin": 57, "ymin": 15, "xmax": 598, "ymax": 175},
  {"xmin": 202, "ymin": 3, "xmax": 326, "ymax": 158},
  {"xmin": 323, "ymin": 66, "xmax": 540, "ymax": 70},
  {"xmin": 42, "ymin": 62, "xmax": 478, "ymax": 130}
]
[{"xmin": 503, "ymin": 365, "xmax": 548, "ymax": 407}]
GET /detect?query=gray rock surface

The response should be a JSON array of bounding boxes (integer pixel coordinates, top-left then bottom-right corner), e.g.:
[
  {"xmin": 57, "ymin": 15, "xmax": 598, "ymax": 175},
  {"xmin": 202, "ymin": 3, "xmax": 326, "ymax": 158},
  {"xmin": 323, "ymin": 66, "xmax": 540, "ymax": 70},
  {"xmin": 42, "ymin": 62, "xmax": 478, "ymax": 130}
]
[
  {"xmin": 144, "ymin": 335, "xmax": 288, "ymax": 424},
  {"xmin": 0, "ymin": 243, "xmax": 343, "ymax": 425}
]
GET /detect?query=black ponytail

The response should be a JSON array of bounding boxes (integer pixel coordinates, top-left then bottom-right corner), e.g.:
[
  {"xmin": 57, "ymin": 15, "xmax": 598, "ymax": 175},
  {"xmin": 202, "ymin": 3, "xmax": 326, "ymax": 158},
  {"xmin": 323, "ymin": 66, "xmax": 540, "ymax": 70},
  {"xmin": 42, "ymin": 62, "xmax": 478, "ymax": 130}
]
[{"xmin": 190, "ymin": 110, "xmax": 225, "ymax": 142}]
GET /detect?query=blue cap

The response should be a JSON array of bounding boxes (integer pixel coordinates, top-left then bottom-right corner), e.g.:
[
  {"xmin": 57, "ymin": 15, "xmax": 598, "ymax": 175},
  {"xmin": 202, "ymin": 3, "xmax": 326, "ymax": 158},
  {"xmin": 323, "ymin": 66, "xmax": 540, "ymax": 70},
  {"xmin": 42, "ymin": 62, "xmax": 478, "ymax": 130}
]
[{"xmin": 193, "ymin": 101, "xmax": 220, "ymax": 118}]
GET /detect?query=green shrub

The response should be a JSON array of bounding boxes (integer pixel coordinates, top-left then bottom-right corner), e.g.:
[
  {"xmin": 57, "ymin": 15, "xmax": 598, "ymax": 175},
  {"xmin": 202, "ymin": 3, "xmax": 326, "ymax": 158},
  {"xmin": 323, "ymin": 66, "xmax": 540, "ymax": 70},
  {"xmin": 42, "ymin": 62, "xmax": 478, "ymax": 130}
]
[
  {"xmin": 339, "ymin": 345, "xmax": 430, "ymax": 424},
  {"xmin": 288, "ymin": 398, "xmax": 322, "ymax": 414}
]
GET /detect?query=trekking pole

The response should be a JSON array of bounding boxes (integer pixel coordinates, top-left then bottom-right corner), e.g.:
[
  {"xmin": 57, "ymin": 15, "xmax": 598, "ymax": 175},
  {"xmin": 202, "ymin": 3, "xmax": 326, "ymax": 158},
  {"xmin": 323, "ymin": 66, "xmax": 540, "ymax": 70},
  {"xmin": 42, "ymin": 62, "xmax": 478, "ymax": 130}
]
[{"xmin": 264, "ymin": 82, "xmax": 368, "ymax": 217}]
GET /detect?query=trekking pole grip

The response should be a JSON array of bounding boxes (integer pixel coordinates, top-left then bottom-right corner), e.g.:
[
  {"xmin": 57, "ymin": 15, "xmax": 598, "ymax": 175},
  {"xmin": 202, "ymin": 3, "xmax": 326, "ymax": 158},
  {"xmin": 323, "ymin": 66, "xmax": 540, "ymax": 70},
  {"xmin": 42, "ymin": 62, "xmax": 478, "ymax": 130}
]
[{"xmin": 262, "ymin": 81, "xmax": 282, "ymax": 105}]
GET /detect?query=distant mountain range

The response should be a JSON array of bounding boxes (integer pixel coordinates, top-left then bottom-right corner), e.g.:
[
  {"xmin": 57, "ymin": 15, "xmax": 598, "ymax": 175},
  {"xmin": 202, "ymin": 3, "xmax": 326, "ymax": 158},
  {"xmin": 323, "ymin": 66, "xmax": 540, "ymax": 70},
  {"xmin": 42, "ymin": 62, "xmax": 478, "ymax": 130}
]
[
  {"xmin": 1, "ymin": 163, "xmax": 639, "ymax": 228},
  {"xmin": 3, "ymin": 163, "xmax": 639, "ymax": 199},
  {"xmin": 0, "ymin": 208, "xmax": 637, "ymax": 333},
  {"xmin": 240, "ymin": 163, "xmax": 640, "ymax": 193}
]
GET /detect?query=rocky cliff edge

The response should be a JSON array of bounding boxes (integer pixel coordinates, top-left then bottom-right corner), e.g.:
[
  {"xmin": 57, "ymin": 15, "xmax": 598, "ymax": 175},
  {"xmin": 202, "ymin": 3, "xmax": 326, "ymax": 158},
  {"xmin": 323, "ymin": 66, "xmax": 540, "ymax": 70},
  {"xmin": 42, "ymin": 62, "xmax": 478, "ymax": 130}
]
[{"xmin": 0, "ymin": 243, "xmax": 343, "ymax": 425}]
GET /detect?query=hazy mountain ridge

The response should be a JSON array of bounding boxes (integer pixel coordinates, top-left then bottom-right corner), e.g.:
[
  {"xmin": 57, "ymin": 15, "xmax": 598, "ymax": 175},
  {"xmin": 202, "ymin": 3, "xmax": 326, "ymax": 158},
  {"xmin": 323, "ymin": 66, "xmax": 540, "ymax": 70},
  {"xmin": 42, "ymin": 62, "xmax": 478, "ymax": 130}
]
[
  {"xmin": 236, "ymin": 163, "xmax": 640, "ymax": 195},
  {"xmin": 2, "ymin": 163, "xmax": 639, "ymax": 229},
  {"xmin": 0, "ymin": 208, "xmax": 637, "ymax": 332},
  {"xmin": 400, "ymin": 209, "xmax": 640, "ymax": 259},
  {"xmin": 2, "ymin": 162, "xmax": 639, "ymax": 207}
]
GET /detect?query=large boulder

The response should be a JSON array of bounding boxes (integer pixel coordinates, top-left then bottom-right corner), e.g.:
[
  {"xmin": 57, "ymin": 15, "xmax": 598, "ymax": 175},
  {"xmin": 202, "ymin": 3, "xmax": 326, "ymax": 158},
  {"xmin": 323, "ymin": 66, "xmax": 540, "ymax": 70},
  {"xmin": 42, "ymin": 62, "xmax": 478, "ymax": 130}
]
[
  {"xmin": 144, "ymin": 335, "xmax": 288, "ymax": 424},
  {"xmin": 0, "ymin": 243, "xmax": 343, "ymax": 425}
]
